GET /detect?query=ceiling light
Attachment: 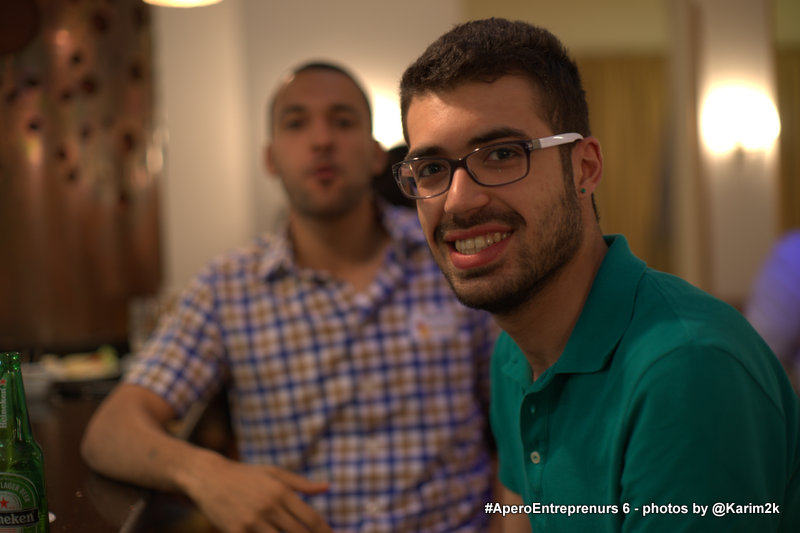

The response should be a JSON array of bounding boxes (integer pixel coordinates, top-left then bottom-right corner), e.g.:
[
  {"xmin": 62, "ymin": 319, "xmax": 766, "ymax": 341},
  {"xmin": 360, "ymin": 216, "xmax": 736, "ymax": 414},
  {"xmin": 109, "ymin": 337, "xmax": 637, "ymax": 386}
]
[{"xmin": 143, "ymin": 0, "xmax": 223, "ymax": 7}]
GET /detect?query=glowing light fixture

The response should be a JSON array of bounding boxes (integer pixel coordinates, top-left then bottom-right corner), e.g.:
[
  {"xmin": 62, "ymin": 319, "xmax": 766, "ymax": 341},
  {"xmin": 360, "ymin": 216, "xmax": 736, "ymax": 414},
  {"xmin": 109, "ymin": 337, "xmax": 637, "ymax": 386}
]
[
  {"xmin": 372, "ymin": 91, "xmax": 405, "ymax": 149},
  {"xmin": 143, "ymin": 0, "xmax": 222, "ymax": 7},
  {"xmin": 700, "ymin": 85, "xmax": 781, "ymax": 154}
]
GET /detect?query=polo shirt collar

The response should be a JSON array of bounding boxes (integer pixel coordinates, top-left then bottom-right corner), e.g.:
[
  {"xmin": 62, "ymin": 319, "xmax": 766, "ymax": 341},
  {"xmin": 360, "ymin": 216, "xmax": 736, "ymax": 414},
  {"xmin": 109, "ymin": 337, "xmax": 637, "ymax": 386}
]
[
  {"xmin": 501, "ymin": 234, "xmax": 646, "ymax": 389},
  {"xmin": 553, "ymin": 234, "xmax": 645, "ymax": 374},
  {"xmin": 257, "ymin": 227, "xmax": 294, "ymax": 282}
]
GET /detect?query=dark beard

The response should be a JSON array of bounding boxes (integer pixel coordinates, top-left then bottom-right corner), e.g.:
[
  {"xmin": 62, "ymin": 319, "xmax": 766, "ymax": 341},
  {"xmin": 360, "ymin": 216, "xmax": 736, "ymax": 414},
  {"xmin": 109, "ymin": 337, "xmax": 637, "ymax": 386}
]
[
  {"xmin": 440, "ymin": 182, "xmax": 584, "ymax": 316},
  {"xmin": 284, "ymin": 180, "xmax": 366, "ymax": 221}
]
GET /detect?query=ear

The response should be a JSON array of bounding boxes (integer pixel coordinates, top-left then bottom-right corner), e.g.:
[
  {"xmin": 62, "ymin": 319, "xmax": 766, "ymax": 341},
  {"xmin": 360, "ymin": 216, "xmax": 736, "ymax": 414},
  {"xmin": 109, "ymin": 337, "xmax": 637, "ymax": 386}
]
[
  {"xmin": 572, "ymin": 136, "xmax": 603, "ymax": 195},
  {"xmin": 370, "ymin": 139, "xmax": 388, "ymax": 176}
]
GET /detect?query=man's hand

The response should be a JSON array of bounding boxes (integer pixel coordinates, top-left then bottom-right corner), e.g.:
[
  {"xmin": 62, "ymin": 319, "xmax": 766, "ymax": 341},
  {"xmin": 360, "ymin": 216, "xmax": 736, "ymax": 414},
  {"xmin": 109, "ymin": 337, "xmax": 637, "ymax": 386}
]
[{"xmin": 181, "ymin": 453, "xmax": 333, "ymax": 533}]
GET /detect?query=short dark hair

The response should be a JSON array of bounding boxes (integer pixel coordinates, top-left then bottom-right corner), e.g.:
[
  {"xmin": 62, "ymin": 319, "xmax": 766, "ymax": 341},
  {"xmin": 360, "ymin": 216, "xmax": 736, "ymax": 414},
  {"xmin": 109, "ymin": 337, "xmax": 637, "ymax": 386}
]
[
  {"xmin": 268, "ymin": 61, "xmax": 373, "ymax": 134},
  {"xmin": 399, "ymin": 18, "xmax": 590, "ymax": 142}
]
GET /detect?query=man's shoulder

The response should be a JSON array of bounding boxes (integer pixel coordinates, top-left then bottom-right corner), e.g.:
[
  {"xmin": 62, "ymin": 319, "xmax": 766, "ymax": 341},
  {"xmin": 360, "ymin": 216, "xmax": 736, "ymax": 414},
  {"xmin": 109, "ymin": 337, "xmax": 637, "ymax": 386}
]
[
  {"xmin": 196, "ymin": 235, "xmax": 278, "ymax": 282},
  {"xmin": 633, "ymin": 267, "xmax": 750, "ymax": 343},
  {"xmin": 381, "ymin": 202, "xmax": 426, "ymax": 244},
  {"xmin": 620, "ymin": 267, "xmax": 789, "ymax": 398},
  {"xmin": 380, "ymin": 203, "xmax": 444, "ymax": 272},
  {"xmin": 597, "ymin": 236, "xmax": 760, "ymax": 359}
]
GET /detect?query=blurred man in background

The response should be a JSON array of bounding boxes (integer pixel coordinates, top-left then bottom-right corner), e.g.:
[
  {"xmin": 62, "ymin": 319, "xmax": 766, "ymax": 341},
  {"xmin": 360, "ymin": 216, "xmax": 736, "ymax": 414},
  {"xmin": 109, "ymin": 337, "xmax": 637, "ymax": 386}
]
[{"xmin": 83, "ymin": 61, "xmax": 498, "ymax": 533}]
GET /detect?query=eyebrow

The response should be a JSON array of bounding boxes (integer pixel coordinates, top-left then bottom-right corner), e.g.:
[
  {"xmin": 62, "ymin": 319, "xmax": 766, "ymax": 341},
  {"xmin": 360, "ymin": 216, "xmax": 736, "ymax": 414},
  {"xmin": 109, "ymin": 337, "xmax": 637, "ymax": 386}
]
[
  {"xmin": 407, "ymin": 126, "xmax": 530, "ymax": 160},
  {"xmin": 277, "ymin": 103, "xmax": 362, "ymax": 121},
  {"xmin": 330, "ymin": 103, "xmax": 361, "ymax": 116}
]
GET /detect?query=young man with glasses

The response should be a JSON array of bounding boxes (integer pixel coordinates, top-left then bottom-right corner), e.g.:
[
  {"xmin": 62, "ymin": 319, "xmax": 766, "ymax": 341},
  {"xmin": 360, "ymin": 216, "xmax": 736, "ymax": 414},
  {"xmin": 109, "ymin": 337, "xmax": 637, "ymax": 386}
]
[
  {"xmin": 398, "ymin": 18, "xmax": 800, "ymax": 532},
  {"xmin": 82, "ymin": 62, "xmax": 498, "ymax": 533}
]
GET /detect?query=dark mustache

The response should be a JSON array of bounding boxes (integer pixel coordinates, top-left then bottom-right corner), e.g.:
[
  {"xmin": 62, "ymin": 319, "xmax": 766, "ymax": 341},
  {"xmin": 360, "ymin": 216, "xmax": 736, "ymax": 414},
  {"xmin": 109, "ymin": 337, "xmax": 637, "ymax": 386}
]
[{"xmin": 434, "ymin": 208, "xmax": 525, "ymax": 242}]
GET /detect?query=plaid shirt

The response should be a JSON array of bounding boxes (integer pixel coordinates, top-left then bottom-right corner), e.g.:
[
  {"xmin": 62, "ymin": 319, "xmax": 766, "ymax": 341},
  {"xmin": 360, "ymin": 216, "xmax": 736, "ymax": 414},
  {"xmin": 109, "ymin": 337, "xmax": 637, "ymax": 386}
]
[{"xmin": 125, "ymin": 203, "xmax": 497, "ymax": 532}]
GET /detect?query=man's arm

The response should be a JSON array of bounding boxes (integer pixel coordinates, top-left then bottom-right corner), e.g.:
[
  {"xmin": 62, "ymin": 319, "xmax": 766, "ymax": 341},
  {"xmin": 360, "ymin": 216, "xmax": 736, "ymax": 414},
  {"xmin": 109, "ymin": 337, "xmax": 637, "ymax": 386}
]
[{"xmin": 81, "ymin": 383, "xmax": 333, "ymax": 533}]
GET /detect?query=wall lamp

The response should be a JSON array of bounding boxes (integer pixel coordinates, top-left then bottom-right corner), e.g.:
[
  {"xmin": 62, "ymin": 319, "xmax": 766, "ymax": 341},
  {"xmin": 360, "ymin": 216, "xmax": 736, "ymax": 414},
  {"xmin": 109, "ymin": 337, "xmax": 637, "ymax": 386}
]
[
  {"xmin": 372, "ymin": 91, "xmax": 405, "ymax": 149},
  {"xmin": 700, "ymin": 85, "xmax": 781, "ymax": 155}
]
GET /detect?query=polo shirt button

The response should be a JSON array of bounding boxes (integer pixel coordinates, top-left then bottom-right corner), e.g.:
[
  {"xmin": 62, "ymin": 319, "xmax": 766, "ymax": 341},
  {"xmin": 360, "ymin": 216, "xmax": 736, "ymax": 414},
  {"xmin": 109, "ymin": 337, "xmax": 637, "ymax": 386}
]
[
  {"xmin": 530, "ymin": 450, "xmax": 541, "ymax": 464},
  {"xmin": 529, "ymin": 404, "xmax": 536, "ymax": 414}
]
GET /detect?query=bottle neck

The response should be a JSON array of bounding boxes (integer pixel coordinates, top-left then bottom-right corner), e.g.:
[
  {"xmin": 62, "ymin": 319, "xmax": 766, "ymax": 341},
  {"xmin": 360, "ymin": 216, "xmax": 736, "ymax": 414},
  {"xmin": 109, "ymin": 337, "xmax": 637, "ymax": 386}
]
[{"xmin": 0, "ymin": 353, "xmax": 33, "ymax": 441}]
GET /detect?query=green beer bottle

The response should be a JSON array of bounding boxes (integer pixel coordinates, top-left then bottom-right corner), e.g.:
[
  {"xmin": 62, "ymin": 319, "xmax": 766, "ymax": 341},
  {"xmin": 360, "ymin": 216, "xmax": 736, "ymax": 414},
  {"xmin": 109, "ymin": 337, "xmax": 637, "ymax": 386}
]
[{"xmin": 0, "ymin": 352, "xmax": 49, "ymax": 532}]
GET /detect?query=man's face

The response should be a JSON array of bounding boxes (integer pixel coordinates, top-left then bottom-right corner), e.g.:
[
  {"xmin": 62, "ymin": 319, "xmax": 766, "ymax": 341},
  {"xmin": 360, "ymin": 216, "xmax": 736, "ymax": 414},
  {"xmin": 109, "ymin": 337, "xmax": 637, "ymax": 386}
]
[
  {"xmin": 267, "ymin": 69, "xmax": 385, "ymax": 219},
  {"xmin": 405, "ymin": 75, "xmax": 584, "ymax": 315}
]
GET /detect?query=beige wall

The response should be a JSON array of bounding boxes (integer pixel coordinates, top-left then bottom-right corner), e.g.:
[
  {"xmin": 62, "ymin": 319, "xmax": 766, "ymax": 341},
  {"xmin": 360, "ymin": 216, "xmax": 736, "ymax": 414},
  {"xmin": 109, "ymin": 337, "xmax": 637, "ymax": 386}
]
[
  {"xmin": 465, "ymin": 0, "xmax": 799, "ymax": 50},
  {"xmin": 693, "ymin": 0, "xmax": 780, "ymax": 303},
  {"xmin": 464, "ymin": 0, "xmax": 670, "ymax": 53},
  {"xmin": 153, "ymin": 2, "xmax": 251, "ymax": 295}
]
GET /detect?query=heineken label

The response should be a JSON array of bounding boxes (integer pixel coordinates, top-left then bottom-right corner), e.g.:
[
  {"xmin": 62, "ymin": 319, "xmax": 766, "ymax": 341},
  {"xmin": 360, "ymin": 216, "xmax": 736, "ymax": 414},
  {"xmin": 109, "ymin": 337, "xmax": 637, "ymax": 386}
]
[{"xmin": 0, "ymin": 474, "xmax": 40, "ymax": 532}]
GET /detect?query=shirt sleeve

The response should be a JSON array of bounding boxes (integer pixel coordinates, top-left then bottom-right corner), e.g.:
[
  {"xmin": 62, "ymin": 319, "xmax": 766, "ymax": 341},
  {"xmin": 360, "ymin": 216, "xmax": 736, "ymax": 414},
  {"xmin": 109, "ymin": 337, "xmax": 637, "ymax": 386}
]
[
  {"xmin": 619, "ymin": 345, "xmax": 795, "ymax": 532},
  {"xmin": 124, "ymin": 268, "xmax": 227, "ymax": 417}
]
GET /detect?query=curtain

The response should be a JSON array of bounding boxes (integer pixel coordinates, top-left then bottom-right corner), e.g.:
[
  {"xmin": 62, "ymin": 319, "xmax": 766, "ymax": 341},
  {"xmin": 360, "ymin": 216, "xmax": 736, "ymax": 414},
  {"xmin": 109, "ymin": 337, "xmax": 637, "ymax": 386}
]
[
  {"xmin": 575, "ymin": 55, "xmax": 671, "ymax": 272},
  {"xmin": 777, "ymin": 47, "xmax": 800, "ymax": 232}
]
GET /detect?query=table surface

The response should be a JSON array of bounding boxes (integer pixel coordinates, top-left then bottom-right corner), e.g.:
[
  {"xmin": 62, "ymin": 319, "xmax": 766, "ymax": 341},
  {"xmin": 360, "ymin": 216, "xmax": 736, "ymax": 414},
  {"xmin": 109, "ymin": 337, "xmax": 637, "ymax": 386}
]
[
  {"xmin": 29, "ymin": 386, "xmax": 219, "ymax": 533},
  {"xmin": 30, "ymin": 393, "xmax": 147, "ymax": 533}
]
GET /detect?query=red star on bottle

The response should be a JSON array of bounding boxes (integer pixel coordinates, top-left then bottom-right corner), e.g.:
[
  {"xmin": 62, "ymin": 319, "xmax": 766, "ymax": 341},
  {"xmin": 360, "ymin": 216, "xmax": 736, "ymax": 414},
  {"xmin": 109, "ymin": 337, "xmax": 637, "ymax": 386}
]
[{"xmin": 0, "ymin": 498, "xmax": 8, "ymax": 508}]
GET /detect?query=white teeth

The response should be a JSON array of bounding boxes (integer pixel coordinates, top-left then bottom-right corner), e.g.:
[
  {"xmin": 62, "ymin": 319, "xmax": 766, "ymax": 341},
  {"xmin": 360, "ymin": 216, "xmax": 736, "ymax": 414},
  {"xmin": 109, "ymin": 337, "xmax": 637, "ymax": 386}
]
[{"xmin": 454, "ymin": 232, "xmax": 510, "ymax": 255}]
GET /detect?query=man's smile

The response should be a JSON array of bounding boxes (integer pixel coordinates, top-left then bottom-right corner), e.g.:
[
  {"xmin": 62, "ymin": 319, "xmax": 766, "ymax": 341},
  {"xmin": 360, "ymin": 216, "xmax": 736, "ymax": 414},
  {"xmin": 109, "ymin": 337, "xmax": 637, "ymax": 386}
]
[
  {"xmin": 453, "ymin": 232, "xmax": 511, "ymax": 255},
  {"xmin": 439, "ymin": 225, "xmax": 516, "ymax": 271}
]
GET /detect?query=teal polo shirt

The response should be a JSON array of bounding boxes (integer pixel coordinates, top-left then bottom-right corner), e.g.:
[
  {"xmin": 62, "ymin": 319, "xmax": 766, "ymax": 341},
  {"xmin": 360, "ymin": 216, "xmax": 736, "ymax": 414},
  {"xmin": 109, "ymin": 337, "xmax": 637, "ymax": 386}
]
[{"xmin": 491, "ymin": 235, "xmax": 800, "ymax": 532}]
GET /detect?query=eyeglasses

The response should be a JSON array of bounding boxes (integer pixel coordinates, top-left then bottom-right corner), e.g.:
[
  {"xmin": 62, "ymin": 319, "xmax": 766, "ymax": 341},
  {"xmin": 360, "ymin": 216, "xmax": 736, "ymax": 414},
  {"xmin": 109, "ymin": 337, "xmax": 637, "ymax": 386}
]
[{"xmin": 392, "ymin": 133, "xmax": 583, "ymax": 199}]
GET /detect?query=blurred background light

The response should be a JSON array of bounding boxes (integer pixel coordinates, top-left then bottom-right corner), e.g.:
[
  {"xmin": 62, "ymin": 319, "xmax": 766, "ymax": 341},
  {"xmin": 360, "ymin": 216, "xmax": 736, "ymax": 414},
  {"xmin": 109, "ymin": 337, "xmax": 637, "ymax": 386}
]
[
  {"xmin": 372, "ymin": 91, "xmax": 405, "ymax": 149},
  {"xmin": 700, "ymin": 85, "xmax": 781, "ymax": 154},
  {"xmin": 143, "ymin": 0, "xmax": 222, "ymax": 7}
]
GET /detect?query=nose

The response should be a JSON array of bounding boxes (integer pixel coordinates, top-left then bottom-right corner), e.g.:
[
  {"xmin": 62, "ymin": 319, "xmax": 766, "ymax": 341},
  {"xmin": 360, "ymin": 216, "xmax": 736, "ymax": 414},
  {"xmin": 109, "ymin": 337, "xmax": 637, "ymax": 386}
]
[
  {"xmin": 310, "ymin": 120, "xmax": 334, "ymax": 150},
  {"xmin": 443, "ymin": 166, "xmax": 489, "ymax": 215}
]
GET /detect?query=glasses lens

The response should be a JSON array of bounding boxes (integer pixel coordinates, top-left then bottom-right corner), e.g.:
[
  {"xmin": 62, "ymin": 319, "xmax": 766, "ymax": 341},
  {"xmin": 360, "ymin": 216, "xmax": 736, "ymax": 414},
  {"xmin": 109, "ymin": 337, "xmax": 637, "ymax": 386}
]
[
  {"xmin": 399, "ymin": 159, "xmax": 451, "ymax": 198},
  {"xmin": 395, "ymin": 141, "xmax": 532, "ymax": 199},
  {"xmin": 467, "ymin": 142, "xmax": 529, "ymax": 185}
]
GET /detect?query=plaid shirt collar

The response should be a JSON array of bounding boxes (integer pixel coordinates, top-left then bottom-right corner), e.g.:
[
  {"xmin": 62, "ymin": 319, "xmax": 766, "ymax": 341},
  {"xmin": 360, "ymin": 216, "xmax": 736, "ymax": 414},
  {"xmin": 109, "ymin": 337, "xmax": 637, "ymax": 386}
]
[{"xmin": 258, "ymin": 199, "xmax": 427, "ymax": 282}]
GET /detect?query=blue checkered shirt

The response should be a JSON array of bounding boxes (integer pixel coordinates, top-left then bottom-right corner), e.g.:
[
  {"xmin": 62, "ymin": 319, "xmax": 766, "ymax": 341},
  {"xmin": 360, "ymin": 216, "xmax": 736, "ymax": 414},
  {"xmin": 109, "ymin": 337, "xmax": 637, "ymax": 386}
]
[{"xmin": 125, "ymin": 203, "xmax": 497, "ymax": 532}]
